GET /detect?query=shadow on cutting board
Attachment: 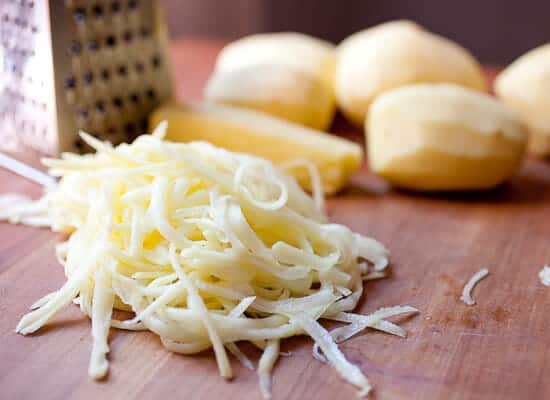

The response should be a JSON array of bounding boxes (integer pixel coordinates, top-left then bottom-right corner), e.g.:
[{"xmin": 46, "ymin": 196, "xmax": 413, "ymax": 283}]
[{"xmin": 343, "ymin": 158, "xmax": 550, "ymax": 206}]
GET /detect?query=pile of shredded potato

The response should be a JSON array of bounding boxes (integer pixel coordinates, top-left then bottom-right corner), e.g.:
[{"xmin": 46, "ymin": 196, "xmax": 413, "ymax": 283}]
[{"xmin": 7, "ymin": 124, "xmax": 417, "ymax": 398}]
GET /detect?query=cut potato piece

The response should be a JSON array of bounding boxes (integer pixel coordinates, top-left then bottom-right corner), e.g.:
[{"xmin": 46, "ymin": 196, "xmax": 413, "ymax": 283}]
[
  {"xmin": 150, "ymin": 101, "xmax": 362, "ymax": 194},
  {"xmin": 495, "ymin": 43, "xmax": 550, "ymax": 156},
  {"xmin": 336, "ymin": 20, "xmax": 486, "ymax": 127},
  {"xmin": 205, "ymin": 64, "xmax": 335, "ymax": 130},
  {"xmin": 214, "ymin": 32, "xmax": 336, "ymax": 94},
  {"xmin": 367, "ymin": 84, "xmax": 527, "ymax": 191}
]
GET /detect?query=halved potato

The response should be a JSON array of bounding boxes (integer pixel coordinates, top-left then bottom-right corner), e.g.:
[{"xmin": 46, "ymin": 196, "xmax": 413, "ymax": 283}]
[{"xmin": 151, "ymin": 101, "xmax": 362, "ymax": 194}]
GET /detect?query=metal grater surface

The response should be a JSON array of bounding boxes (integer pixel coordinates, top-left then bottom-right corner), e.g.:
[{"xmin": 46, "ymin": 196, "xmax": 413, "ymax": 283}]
[{"xmin": 0, "ymin": 0, "xmax": 173, "ymax": 155}]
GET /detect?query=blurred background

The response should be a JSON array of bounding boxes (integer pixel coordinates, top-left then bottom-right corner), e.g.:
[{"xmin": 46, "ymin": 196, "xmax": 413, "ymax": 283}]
[{"xmin": 163, "ymin": 0, "xmax": 550, "ymax": 64}]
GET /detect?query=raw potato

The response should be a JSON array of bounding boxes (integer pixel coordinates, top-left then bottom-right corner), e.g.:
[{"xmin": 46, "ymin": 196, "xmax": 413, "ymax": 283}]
[
  {"xmin": 336, "ymin": 20, "xmax": 486, "ymax": 127},
  {"xmin": 209, "ymin": 32, "xmax": 337, "ymax": 130},
  {"xmin": 150, "ymin": 101, "xmax": 362, "ymax": 194},
  {"xmin": 214, "ymin": 32, "xmax": 336, "ymax": 93},
  {"xmin": 367, "ymin": 84, "xmax": 527, "ymax": 191},
  {"xmin": 495, "ymin": 44, "xmax": 550, "ymax": 156},
  {"xmin": 205, "ymin": 64, "xmax": 335, "ymax": 130}
]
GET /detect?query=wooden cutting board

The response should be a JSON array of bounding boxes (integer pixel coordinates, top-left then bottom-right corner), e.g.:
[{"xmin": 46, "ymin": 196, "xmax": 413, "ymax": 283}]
[{"xmin": 1, "ymin": 39, "xmax": 549, "ymax": 400}]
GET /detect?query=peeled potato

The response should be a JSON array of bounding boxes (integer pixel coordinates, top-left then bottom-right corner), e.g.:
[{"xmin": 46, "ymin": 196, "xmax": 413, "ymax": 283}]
[
  {"xmin": 336, "ymin": 20, "xmax": 486, "ymax": 127},
  {"xmin": 150, "ymin": 101, "xmax": 362, "ymax": 194},
  {"xmin": 205, "ymin": 64, "xmax": 335, "ymax": 130},
  {"xmin": 207, "ymin": 33, "xmax": 337, "ymax": 130},
  {"xmin": 495, "ymin": 44, "xmax": 550, "ymax": 156},
  {"xmin": 213, "ymin": 32, "xmax": 336, "ymax": 94},
  {"xmin": 367, "ymin": 84, "xmax": 527, "ymax": 191}
]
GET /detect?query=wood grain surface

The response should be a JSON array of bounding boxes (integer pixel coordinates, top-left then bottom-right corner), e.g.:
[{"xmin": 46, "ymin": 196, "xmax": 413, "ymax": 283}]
[{"xmin": 0, "ymin": 39, "xmax": 549, "ymax": 400}]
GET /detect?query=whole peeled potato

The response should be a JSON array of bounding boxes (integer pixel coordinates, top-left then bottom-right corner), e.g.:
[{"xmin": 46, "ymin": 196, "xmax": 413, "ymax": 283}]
[
  {"xmin": 367, "ymin": 84, "xmax": 527, "ymax": 191},
  {"xmin": 336, "ymin": 21, "xmax": 486, "ymax": 127},
  {"xmin": 205, "ymin": 64, "xmax": 335, "ymax": 130},
  {"xmin": 213, "ymin": 32, "xmax": 336, "ymax": 94},
  {"xmin": 495, "ymin": 44, "xmax": 550, "ymax": 156},
  {"xmin": 209, "ymin": 32, "xmax": 337, "ymax": 130}
]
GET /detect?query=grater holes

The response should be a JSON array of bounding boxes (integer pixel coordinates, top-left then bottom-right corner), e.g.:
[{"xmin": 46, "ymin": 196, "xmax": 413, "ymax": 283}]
[
  {"xmin": 64, "ymin": 76, "xmax": 76, "ymax": 89},
  {"xmin": 74, "ymin": 138, "xmax": 85, "ymax": 151},
  {"xmin": 113, "ymin": 96, "xmax": 123, "ymax": 108},
  {"xmin": 117, "ymin": 65, "xmax": 128, "ymax": 76},
  {"xmin": 111, "ymin": 2, "xmax": 121, "ymax": 13},
  {"xmin": 125, "ymin": 122, "xmax": 135, "ymax": 135},
  {"xmin": 14, "ymin": 17, "xmax": 27, "ymax": 29},
  {"xmin": 1, "ymin": 0, "xmax": 173, "ymax": 152},
  {"xmin": 69, "ymin": 40, "xmax": 82, "ymax": 55},
  {"xmin": 146, "ymin": 88, "xmax": 156, "ymax": 100},
  {"xmin": 79, "ymin": 108, "xmax": 89, "ymax": 120},
  {"xmin": 151, "ymin": 55, "xmax": 161, "ymax": 68},
  {"xmin": 74, "ymin": 7, "xmax": 86, "ymax": 22},
  {"xmin": 92, "ymin": 4, "xmax": 103, "ymax": 18},
  {"xmin": 88, "ymin": 39, "xmax": 99, "ymax": 51},
  {"xmin": 140, "ymin": 118, "xmax": 148, "ymax": 132},
  {"xmin": 95, "ymin": 101, "xmax": 106, "ymax": 113},
  {"xmin": 83, "ymin": 70, "xmax": 94, "ymax": 84},
  {"xmin": 106, "ymin": 35, "xmax": 117, "ymax": 47},
  {"xmin": 101, "ymin": 69, "xmax": 110, "ymax": 81}
]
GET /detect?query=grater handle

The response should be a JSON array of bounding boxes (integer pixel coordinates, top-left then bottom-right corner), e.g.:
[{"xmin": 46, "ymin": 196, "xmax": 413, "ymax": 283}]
[{"xmin": 0, "ymin": 153, "xmax": 56, "ymax": 188}]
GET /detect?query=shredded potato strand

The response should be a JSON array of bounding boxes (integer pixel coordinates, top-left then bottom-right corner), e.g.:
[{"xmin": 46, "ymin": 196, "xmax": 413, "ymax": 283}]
[
  {"xmin": 460, "ymin": 268, "xmax": 489, "ymax": 306},
  {"xmin": 88, "ymin": 268, "xmax": 114, "ymax": 379},
  {"xmin": 539, "ymin": 266, "xmax": 550, "ymax": 287},
  {"xmin": 258, "ymin": 339, "xmax": 280, "ymax": 400},
  {"xmin": 4, "ymin": 130, "xmax": 417, "ymax": 398}
]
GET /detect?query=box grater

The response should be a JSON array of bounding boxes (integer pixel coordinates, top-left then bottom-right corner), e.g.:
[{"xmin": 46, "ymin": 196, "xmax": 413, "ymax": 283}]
[{"xmin": 0, "ymin": 0, "xmax": 173, "ymax": 155}]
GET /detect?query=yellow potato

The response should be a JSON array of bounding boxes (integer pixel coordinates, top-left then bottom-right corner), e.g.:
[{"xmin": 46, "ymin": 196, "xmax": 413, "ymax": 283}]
[
  {"xmin": 367, "ymin": 84, "xmax": 527, "ymax": 191},
  {"xmin": 214, "ymin": 32, "xmax": 336, "ymax": 94},
  {"xmin": 495, "ymin": 43, "xmax": 550, "ymax": 156},
  {"xmin": 150, "ymin": 101, "xmax": 362, "ymax": 194},
  {"xmin": 336, "ymin": 20, "xmax": 486, "ymax": 127},
  {"xmin": 205, "ymin": 64, "xmax": 335, "ymax": 131}
]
